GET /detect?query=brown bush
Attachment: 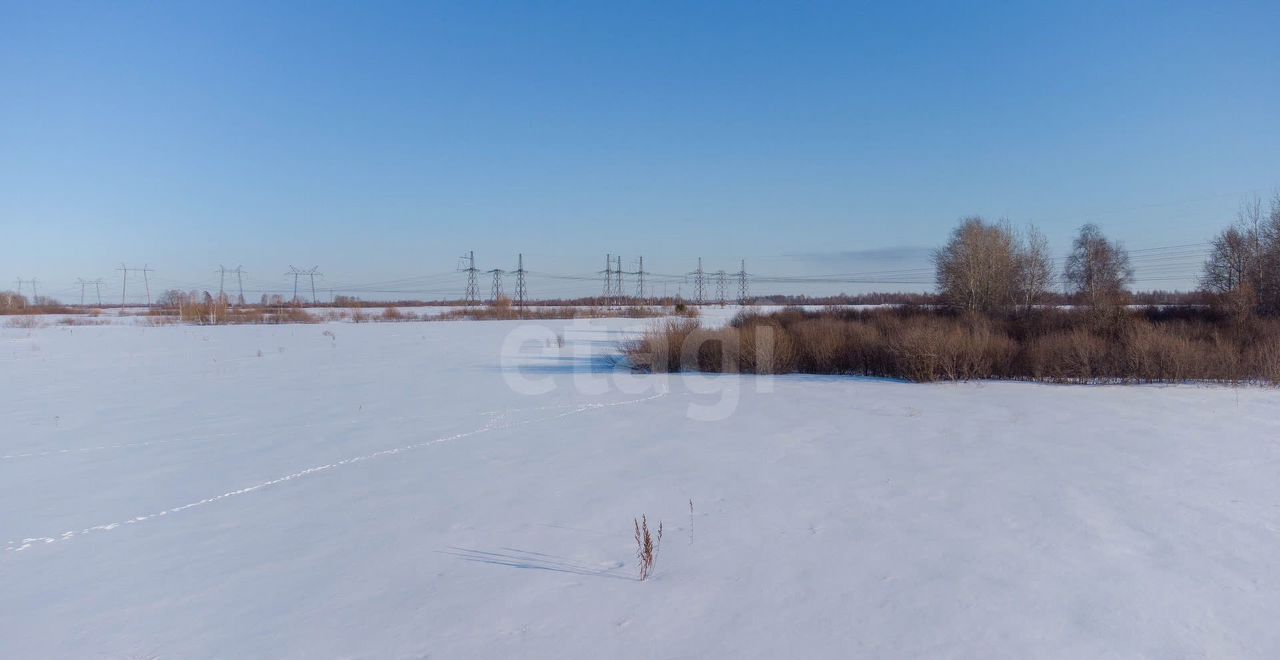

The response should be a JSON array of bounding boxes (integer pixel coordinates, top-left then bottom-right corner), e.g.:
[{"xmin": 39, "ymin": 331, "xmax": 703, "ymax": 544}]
[
  {"xmin": 736, "ymin": 318, "xmax": 798, "ymax": 374},
  {"xmin": 4, "ymin": 315, "xmax": 44, "ymax": 329},
  {"xmin": 1026, "ymin": 329, "xmax": 1109, "ymax": 383},
  {"xmin": 269, "ymin": 307, "xmax": 321, "ymax": 324},
  {"xmin": 57, "ymin": 317, "xmax": 110, "ymax": 326},
  {"xmin": 625, "ymin": 318, "xmax": 700, "ymax": 372},
  {"xmin": 380, "ymin": 307, "xmax": 415, "ymax": 321},
  {"xmin": 881, "ymin": 315, "xmax": 1015, "ymax": 382},
  {"xmin": 791, "ymin": 318, "xmax": 849, "ymax": 372},
  {"xmin": 1244, "ymin": 339, "xmax": 1280, "ymax": 384},
  {"xmin": 1119, "ymin": 321, "xmax": 1197, "ymax": 383}
]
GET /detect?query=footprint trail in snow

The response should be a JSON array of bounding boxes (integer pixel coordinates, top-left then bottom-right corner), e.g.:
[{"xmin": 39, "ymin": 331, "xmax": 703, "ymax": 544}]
[{"xmin": 3, "ymin": 392, "xmax": 666, "ymax": 554}]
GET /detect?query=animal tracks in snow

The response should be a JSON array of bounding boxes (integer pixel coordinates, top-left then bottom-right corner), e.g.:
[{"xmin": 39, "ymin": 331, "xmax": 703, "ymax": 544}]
[{"xmin": 3, "ymin": 392, "xmax": 666, "ymax": 554}]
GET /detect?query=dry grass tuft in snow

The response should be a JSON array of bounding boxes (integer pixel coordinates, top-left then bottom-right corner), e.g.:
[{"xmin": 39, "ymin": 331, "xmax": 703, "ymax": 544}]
[{"xmin": 634, "ymin": 515, "xmax": 663, "ymax": 580}]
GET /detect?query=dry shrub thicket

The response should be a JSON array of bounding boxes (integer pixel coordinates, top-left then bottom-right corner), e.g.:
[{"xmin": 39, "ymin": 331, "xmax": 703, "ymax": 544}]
[
  {"xmin": 146, "ymin": 291, "xmax": 323, "ymax": 325},
  {"xmin": 626, "ymin": 306, "xmax": 1280, "ymax": 384},
  {"xmin": 0, "ymin": 292, "xmax": 73, "ymax": 315},
  {"xmin": 4, "ymin": 315, "xmax": 45, "ymax": 329},
  {"xmin": 57, "ymin": 317, "xmax": 109, "ymax": 326}
]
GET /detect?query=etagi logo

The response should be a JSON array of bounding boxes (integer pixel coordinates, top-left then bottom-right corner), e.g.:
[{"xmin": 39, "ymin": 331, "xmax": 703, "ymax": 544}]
[{"xmin": 499, "ymin": 317, "xmax": 776, "ymax": 422}]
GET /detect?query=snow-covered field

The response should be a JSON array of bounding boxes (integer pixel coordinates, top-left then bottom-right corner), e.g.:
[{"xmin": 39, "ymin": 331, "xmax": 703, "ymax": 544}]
[{"xmin": 3, "ymin": 319, "xmax": 1279, "ymax": 659}]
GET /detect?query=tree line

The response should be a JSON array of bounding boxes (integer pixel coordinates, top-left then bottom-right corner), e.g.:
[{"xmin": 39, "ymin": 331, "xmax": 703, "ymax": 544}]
[{"xmin": 932, "ymin": 192, "xmax": 1280, "ymax": 318}]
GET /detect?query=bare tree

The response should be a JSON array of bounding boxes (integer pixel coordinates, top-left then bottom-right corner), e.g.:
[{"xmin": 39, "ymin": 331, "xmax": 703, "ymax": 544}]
[
  {"xmin": 1016, "ymin": 224, "xmax": 1053, "ymax": 312},
  {"xmin": 1263, "ymin": 193, "xmax": 1280, "ymax": 314},
  {"xmin": 1240, "ymin": 196, "xmax": 1267, "ymax": 309},
  {"xmin": 1063, "ymin": 224, "xmax": 1132, "ymax": 310},
  {"xmin": 1201, "ymin": 194, "xmax": 1280, "ymax": 317},
  {"xmin": 155, "ymin": 289, "xmax": 186, "ymax": 310},
  {"xmin": 1202, "ymin": 225, "xmax": 1254, "ymax": 294},
  {"xmin": 935, "ymin": 217, "xmax": 1053, "ymax": 314},
  {"xmin": 1202, "ymin": 223, "xmax": 1258, "ymax": 317},
  {"xmin": 934, "ymin": 217, "xmax": 1020, "ymax": 313},
  {"xmin": 0, "ymin": 291, "xmax": 28, "ymax": 313}
]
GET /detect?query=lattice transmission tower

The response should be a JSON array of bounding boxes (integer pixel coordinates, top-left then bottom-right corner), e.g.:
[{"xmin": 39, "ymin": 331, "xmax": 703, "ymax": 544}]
[
  {"xmin": 690, "ymin": 258, "xmax": 706, "ymax": 305},
  {"xmin": 459, "ymin": 251, "xmax": 480, "ymax": 305},
  {"xmin": 513, "ymin": 253, "xmax": 527, "ymax": 307}
]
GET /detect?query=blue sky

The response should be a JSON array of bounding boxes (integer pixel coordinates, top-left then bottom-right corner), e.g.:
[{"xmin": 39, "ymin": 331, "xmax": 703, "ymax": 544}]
[{"xmin": 2, "ymin": 1, "xmax": 1278, "ymax": 301}]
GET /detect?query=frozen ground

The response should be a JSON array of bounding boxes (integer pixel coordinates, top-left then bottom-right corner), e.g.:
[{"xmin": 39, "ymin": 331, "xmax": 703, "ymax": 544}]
[{"xmin": 2, "ymin": 319, "xmax": 1279, "ymax": 659}]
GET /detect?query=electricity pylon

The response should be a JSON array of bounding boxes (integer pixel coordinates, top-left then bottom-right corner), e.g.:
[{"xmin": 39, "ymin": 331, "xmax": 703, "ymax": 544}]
[
  {"xmin": 635, "ymin": 256, "xmax": 648, "ymax": 301},
  {"xmin": 487, "ymin": 268, "xmax": 506, "ymax": 302},
  {"xmin": 691, "ymin": 258, "xmax": 706, "ymax": 305},
  {"xmin": 459, "ymin": 251, "xmax": 479, "ymax": 305},
  {"xmin": 513, "ymin": 254, "xmax": 527, "ymax": 308}
]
